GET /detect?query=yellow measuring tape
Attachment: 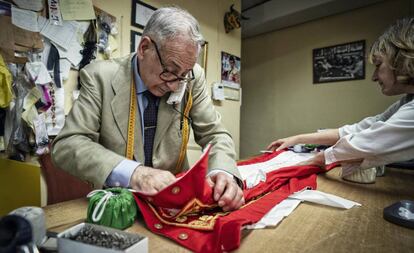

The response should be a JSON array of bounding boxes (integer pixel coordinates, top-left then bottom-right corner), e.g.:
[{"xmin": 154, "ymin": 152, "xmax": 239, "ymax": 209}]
[
  {"xmin": 126, "ymin": 77, "xmax": 136, "ymax": 160},
  {"xmin": 175, "ymin": 90, "xmax": 192, "ymax": 171},
  {"xmin": 126, "ymin": 77, "xmax": 192, "ymax": 171}
]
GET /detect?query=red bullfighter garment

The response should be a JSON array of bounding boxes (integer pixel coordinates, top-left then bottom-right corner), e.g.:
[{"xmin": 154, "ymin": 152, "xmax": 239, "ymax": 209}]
[{"xmin": 133, "ymin": 148, "xmax": 334, "ymax": 252}]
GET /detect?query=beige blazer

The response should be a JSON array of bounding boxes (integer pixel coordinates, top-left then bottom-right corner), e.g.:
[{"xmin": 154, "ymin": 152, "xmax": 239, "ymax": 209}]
[{"xmin": 51, "ymin": 54, "xmax": 240, "ymax": 188}]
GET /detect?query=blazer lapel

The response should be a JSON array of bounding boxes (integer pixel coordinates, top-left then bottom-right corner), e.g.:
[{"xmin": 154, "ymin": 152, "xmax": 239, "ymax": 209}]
[{"xmin": 111, "ymin": 55, "xmax": 144, "ymax": 162}]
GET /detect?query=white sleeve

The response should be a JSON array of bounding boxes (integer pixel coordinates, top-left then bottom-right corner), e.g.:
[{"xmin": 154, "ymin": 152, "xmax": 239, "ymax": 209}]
[
  {"xmin": 325, "ymin": 100, "xmax": 414, "ymax": 172},
  {"xmin": 339, "ymin": 99, "xmax": 402, "ymax": 137}
]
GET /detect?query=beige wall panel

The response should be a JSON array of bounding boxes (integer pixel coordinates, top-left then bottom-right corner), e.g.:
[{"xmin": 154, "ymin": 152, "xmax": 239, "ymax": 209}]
[{"xmin": 241, "ymin": 0, "xmax": 412, "ymax": 157}]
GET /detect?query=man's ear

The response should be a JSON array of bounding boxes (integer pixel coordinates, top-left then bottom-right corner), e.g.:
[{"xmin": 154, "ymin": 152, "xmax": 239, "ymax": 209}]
[{"xmin": 137, "ymin": 36, "xmax": 152, "ymax": 60}]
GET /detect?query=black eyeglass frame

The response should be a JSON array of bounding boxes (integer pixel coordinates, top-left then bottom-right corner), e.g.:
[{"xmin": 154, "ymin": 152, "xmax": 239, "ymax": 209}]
[{"xmin": 149, "ymin": 38, "xmax": 195, "ymax": 83}]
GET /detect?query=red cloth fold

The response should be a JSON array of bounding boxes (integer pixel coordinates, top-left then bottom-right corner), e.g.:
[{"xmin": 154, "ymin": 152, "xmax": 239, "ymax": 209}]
[{"xmin": 133, "ymin": 149, "xmax": 333, "ymax": 252}]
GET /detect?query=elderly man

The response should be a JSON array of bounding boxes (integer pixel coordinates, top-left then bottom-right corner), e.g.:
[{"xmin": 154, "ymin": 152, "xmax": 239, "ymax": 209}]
[{"xmin": 51, "ymin": 7, "xmax": 244, "ymax": 211}]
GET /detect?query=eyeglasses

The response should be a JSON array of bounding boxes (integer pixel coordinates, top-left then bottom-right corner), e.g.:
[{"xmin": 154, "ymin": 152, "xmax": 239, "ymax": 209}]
[{"xmin": 149, "ymin": 38, "xmax": 195, "ymax": 83}]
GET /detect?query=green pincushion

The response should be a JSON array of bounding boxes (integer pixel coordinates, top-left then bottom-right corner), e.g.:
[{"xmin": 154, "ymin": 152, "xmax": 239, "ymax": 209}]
[{"xmin": 86, "ymin": 188, "xmax": 137, "ymax": 230}]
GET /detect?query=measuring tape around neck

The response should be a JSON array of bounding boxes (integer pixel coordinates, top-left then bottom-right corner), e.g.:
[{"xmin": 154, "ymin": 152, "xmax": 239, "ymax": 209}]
[{"xmin": 126, "ymin": 76, "xmax": 192, "ymax": 171}]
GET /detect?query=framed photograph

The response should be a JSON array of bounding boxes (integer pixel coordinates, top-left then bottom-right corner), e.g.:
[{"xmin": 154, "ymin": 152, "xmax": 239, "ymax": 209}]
[
  {"xmin": 313, "ymin": 40, "xmax": 365, "ymax": 84},
  {"xmin": 130, "ymin": 30, "xmax": 142, "ymax": 53},
  {"xmin": 221, "ymin": 51, "xmax": 241, "ymax": 86},
  {"xmin": 131, "ymin": 0, "xmax": 156, "ymax": 29},
  {"xmin": 0, "ymin": 1, "xmax": 11, "ymax": 16},
  {"xmin": 197, "ymin": 42, "xmax": 208, "ymax": 75}
]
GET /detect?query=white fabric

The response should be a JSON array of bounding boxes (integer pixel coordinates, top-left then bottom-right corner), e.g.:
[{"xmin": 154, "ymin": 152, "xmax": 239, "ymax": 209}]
[
  {"xmin": 245, "ymin": 198, "xmax": 302, "ymax": 229},
  {"xmin": 238, "ymin": 152, "xmax": 361, "ymax": 229},
  {"xmin": 245, "ymin": 169, "xmax": 266, "ymax": 189},
  {"xmin": 247, "ymin": 190, "xmax": 361, "ymax": 229},
  {"xmin": 238, "ymin": 151, "xmax": 315, "ymax": 181},
  {"xmin": 325, "ymin": 94, "xmax": 414, "ymax": 175},
  {"xmin": 290, "ymin": 190, "xmax": 361, "ymax": 209}
]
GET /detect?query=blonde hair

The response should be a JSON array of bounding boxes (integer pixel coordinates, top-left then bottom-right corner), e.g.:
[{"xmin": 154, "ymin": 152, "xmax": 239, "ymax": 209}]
[{"xmin": 369, "ymin": 17, "xmax": 414, "ymax": 84}]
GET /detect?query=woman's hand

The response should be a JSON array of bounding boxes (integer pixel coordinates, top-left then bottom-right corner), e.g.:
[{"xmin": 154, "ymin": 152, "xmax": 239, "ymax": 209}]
[{"xmin": 267, "ymin": 136, "xmax": 299, "ymax": 151}]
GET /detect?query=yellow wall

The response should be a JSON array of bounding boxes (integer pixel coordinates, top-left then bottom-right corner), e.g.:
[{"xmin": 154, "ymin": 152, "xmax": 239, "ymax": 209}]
[
  {"xmin": 63, "ymin": 0, "xmax": 242, "ymax": 164},
  {"xmin": 240, "ymin": 0, "xmax": 413, "ymax": 157}
]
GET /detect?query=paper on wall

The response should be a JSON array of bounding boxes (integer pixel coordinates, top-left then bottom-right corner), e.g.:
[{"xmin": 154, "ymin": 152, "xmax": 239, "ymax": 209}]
[
  {"xmin": 59, "ymin": 0, "xmax": 96, "ymax": 21},
  {"xmin": 40, "ymin": 38, "xmax": 51, "ymax": 66},
  {"xmin": 59, "ymin": 58, "xmax": 72, "ymax": 80},
  {"xmin": 48, "ymin": 0, "xmax": 63, "ymax": 26},
  {"xmin": 11, "ymin": 6, "xmax": 40, "ymax": 32},
  {"xmin": 13, "ymin": 0, "xmax": 44, "ymax": 11},
  {"xmin": 40, "ymin": 18, "xmax": 78, "ymax": 50},
  {"xmin": 25, "ymin": 62, "xmax": 52, "ymax": 85}
]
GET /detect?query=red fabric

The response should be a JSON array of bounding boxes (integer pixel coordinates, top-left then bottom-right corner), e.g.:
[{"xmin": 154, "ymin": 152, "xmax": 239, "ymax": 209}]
[{"xmin": 133, "ymin": 149, "xmax": 332, "ymax": 252}]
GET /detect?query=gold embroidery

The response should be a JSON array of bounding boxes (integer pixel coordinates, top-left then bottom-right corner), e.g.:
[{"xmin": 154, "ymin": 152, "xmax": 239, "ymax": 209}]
[
  {"xmin": 143, "ymin": 191, "xmax": 273, "ymax": 230},
  {"xmin": 175, "ymin": 216, "xmax": 187, "ymax": 223},
  {"xmin": 146, "ymin": 198, "xmax": 226, "ymax": 230}
]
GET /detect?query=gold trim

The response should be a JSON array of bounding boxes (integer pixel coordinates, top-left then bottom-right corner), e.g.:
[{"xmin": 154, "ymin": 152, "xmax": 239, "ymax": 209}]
[
  {"xmin": 146, "ymin": 198, "xmax": 227, "ymax": 230},
  {"xmin": 175, "ymin": 87, "xmax": 193, "ymax": 171}
]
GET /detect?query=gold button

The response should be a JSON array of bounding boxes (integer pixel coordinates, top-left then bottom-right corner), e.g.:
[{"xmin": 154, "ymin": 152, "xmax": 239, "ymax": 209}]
[
  {"xmin": 154, "ymin": 223, "xmax": 163, "ymax": 229},
  {"xmin": 178, "ymin": 233, "xmax": 188, "ymax": 240},
  {"xmin": 171, "ymin": 186, "xmax": 181, "ymax": 194}
]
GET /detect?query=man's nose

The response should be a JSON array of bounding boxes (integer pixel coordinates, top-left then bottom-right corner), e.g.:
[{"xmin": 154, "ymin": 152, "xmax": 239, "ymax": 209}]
[{"xmin": 166, "ymin": 80, "xmax": 180, "ymax": 91}]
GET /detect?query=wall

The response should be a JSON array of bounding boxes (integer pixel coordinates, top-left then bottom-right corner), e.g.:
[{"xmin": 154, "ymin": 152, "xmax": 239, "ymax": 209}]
[
  {"xmin": 240, "ymin": 0, "xmax": 413, "ymax": 157},
  {"xmin": 63, "ymin": 0, "xmax": 242, "ymax": 164}
]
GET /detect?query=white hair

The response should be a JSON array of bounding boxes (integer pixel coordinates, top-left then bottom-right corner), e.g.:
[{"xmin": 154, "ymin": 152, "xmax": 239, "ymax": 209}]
[{"xmin": 142, "ymin": 6, "xmax": 205, "ymax": 53}]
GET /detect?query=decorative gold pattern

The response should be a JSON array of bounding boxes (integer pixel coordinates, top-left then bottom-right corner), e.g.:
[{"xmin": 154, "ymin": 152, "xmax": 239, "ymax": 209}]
[
  {"xmin": 175, "ymin": 216, "xmax": 187, "ymax": 223},
  {"xmin": 146, "ymin": 198, "xmax": 228, "ymax": 230},
  {"xmin": 143, "ymin": 190, "xmax": 275, "ymax": 231}
]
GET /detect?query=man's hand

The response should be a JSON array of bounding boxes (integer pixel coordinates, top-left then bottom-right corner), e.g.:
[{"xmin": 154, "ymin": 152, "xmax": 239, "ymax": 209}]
[
  {"xmin": 207, "ymin": 172, "xmax": 245, "ymax": 212},
  {"xmin": 267, "ymin": 136, "xmax": 299, "ymax": 151},
  {"xmin": 130, "ymin": 166, "xmax": 176, "ymax": 194}
]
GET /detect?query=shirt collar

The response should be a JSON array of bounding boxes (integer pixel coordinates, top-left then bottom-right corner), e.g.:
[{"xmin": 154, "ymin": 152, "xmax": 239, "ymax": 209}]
[{"xmin": 132, "ymin": 54, "xmax": 147, "ymax": 94}]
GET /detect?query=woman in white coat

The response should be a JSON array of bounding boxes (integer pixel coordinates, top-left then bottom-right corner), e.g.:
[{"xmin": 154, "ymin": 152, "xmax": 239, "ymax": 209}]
[{"xmin": 267, "ymin": 18, "xmax": 414, "ymax": 181}]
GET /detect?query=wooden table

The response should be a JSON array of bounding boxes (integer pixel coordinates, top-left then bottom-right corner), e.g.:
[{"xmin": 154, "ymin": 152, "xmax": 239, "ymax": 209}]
[{"xmin": 44, "ymin": 167, "xmax": 414, "ymax": 252}]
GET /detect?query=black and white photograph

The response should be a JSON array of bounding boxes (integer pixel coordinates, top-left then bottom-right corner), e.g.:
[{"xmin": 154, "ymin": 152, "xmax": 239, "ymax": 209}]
[
  {"xmin": 130, "ymin": 30, "xmax": 142, "ymax": 53},
  {"xmin": 313, "ymin": 40, "xmax": 365, "ymax": 84},
  {"xmin": 131, "ymin": 0, "xmax": 157, "ymax": 29}
]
